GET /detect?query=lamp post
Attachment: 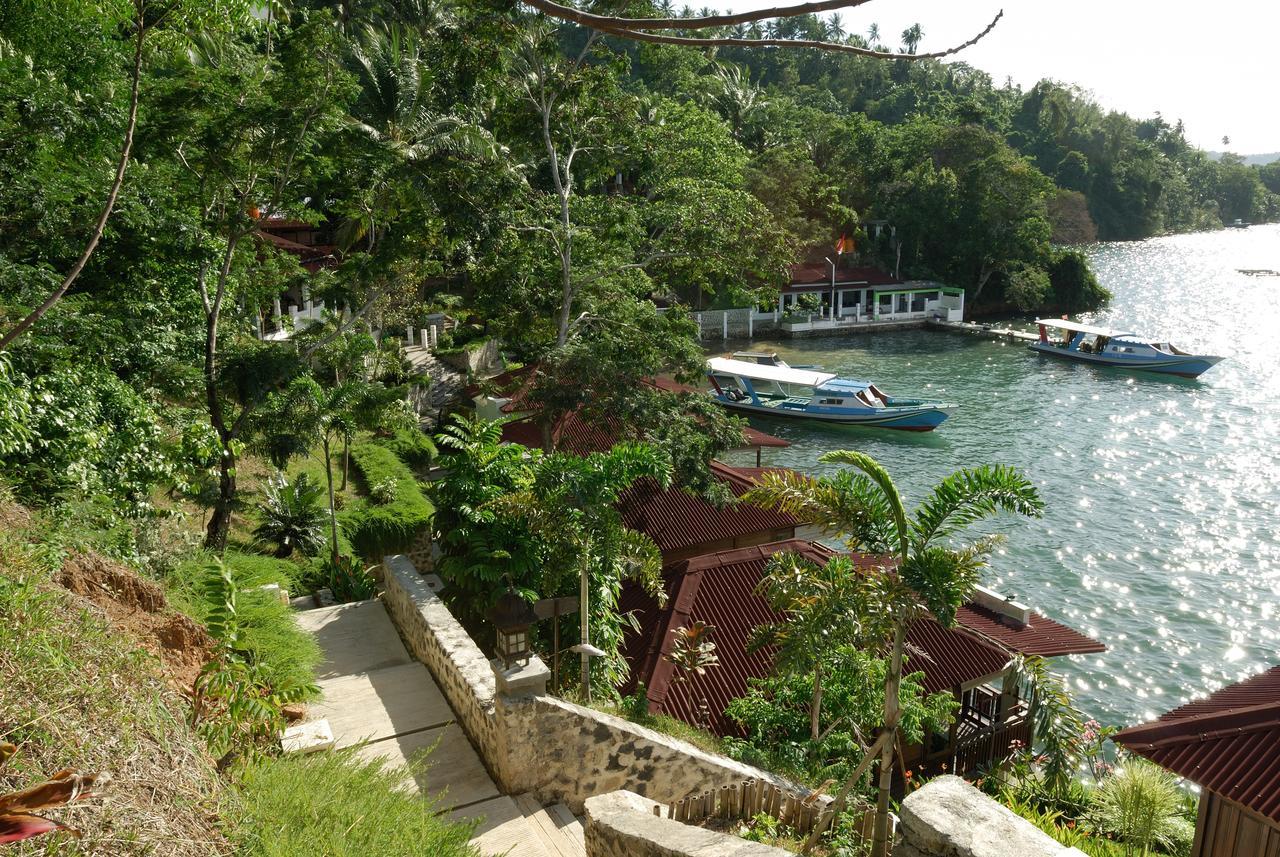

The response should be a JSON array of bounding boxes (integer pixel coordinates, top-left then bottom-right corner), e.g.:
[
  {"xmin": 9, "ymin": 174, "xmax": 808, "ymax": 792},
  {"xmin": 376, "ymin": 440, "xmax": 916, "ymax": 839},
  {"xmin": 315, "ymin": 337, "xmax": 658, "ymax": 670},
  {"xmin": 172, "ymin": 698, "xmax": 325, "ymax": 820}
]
[
  {"xmin": 825, "ymin": 256, "xmax": 836, "ymax": 319},
  {"xmin": 488, "ymin": 586, "xmax": 537, "ymax": 670}
]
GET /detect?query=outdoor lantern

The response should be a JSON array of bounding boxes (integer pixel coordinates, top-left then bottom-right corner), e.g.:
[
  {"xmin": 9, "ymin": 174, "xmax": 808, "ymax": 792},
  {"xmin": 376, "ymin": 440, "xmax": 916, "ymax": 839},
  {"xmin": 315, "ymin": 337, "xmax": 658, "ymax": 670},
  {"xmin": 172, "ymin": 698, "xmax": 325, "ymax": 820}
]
[{"xmin": 488, "ymin": 586, "xmax": 537, "ymax": 669}]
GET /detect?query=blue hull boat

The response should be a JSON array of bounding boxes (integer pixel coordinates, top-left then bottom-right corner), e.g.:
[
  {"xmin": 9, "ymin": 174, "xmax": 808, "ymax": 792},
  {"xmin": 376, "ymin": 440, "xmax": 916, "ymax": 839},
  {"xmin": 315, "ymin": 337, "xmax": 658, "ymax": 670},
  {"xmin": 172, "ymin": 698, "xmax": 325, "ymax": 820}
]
[
  {"xmin": 707, "ymin": 358, "xmax": 956, "ymax": 431},
  {"xmin": 1030, "ymin": 319, "xmax": 1224, "ymax": 379}
]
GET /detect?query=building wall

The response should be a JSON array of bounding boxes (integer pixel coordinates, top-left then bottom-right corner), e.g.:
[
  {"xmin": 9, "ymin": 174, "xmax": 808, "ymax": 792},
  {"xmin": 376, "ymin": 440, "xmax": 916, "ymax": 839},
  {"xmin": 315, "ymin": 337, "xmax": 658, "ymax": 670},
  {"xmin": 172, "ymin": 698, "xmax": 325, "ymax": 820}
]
[{"xmin": 1194, "ymin": 792, "xmax": 1280, "ymax": 857}]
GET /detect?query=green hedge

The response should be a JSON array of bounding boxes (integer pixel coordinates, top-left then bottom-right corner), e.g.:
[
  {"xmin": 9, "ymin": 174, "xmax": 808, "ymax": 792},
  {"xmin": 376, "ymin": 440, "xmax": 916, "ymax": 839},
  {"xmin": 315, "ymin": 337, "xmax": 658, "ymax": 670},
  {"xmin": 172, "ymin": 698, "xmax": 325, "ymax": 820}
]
[
  {"xmin": 339, "ymin": 442, "xmax": 433, "ymax": 562},
  {"xmin": 375, "ymin": 428, "xmax": 437, "ymax": 469}
]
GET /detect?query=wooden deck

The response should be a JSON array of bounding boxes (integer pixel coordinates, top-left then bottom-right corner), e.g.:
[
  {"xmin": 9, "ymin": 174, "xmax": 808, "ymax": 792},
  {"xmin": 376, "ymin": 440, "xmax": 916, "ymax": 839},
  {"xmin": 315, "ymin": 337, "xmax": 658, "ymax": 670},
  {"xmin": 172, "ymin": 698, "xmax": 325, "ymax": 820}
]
[{"xmin": 295, "ymin": 599, "xmax": 584, "ymax": 857}]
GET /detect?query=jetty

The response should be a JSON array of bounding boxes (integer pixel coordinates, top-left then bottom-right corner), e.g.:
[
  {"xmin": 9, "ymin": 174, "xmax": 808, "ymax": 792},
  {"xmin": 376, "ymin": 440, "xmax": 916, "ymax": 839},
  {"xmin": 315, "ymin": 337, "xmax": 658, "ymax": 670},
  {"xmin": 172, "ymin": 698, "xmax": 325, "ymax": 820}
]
[{"xmin": 927, "ymin": 319, "xmax": 1039, "ymax": 343}]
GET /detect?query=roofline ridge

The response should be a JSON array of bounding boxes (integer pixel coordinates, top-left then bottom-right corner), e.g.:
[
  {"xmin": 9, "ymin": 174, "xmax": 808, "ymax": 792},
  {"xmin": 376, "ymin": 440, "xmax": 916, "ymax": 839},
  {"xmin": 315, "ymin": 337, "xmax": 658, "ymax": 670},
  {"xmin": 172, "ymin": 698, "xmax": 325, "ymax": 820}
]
[{"xmin": 1116, "ymin": 700, "xmax": 1280, "ymax": 748}]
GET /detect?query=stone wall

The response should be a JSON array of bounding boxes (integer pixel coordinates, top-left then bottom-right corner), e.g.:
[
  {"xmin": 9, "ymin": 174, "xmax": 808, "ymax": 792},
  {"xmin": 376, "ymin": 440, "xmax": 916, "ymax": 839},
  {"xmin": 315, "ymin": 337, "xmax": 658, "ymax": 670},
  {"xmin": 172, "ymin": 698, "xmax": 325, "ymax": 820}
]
[
  {"xmin": 381, "ymin": 555, "xmax": 509, "ymax": 783},
  {"xmin": 897, "ymin": 776, "xmax": 1088, "ymax": 857},
  {"xmin": 584, "ymin": 790, "xmax": 795, "ymax": 857},
  {"xmin": 501, "ymin": 694, "xmax": 800, "ymax": 813},
  {"xmin": 381, "ymin": 554, "xmax": 820, "ymax": 814}
]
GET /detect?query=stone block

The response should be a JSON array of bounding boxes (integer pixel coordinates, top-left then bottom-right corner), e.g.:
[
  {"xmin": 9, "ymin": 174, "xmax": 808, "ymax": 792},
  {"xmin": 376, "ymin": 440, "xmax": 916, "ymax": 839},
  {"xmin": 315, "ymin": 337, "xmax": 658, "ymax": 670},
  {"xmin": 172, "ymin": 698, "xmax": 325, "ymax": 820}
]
[
  {"xmin": 281, "ymin": 719, "xmax": 334, "ymax": 754},
  {"xmin": 584, "ymin": 789, "xmax": 794, "ymax": 857},
  {"xmin": 491, "ymin": 656, "xmax": 550, "ymax": 697},
  {"xmin": 899, "ymin": 776, "xmax": 1071, "ymax": 857}
]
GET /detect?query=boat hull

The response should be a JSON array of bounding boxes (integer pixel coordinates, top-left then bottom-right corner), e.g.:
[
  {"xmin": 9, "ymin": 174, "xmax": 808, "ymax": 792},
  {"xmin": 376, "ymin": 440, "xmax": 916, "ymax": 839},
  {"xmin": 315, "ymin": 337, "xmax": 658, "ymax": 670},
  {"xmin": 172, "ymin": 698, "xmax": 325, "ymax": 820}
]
[
  {"xmin": 1028, "ymin": 343, "xmax": 1223, "ymax": 379},
  {"xmin": 712, "ymin": 397, "xmax": 955, "ymax": 431}
]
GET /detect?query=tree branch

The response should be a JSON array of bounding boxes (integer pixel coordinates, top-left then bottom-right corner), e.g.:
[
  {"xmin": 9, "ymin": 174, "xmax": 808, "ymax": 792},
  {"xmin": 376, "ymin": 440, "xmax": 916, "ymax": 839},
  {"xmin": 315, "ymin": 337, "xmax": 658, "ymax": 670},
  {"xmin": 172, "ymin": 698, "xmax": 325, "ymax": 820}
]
[
  {"xmin": 588, "ymin": 11, "xmax": 1003, "ymax": 60},
  {"xmin": 520, "ymin": 0, "xmax": 881, "ymax": 32},
  {"xmin": 0, "ymin": 1, "xmax": 147, "ymax": 352}
]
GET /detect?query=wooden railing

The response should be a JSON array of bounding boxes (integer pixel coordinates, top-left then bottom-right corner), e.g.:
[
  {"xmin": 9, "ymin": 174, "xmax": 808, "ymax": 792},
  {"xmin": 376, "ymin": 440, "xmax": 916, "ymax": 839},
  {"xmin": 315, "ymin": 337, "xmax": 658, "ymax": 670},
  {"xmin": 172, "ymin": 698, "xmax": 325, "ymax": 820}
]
[{"xmin": 952, "ymin": 714, "xmax": 1033, "ymax": 776}]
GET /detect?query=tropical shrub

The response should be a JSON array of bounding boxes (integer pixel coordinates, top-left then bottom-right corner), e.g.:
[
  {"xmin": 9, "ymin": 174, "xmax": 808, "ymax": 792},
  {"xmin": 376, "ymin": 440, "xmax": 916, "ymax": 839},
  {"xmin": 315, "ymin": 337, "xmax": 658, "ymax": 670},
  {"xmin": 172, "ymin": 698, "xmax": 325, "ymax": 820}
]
[
  {"xmin": 254, "ymin": 472, "xmax": 328, "ymax": 557},
  {"xmin": 320, "ymin": 554, "xmax": 378, "ymax": 603},
  {"xmin": 370, "ymin": 476, "xmax": 398, "ymax": 505},
  {"xmin": 1086, "ymin": 759, "xmax": 1188, "ymax": 857},
  {"xmin": 377, "ymin": 428, "xmax": 438, "ymax": 469},
  {"xmin": 171, "ymin": 555, "xmax": 320, "ymax": 695},
  {"xmin": 340, "ymin": 441, "xmax": 433, "ymax": 560},
  {"xmin": 191, "ymin": 561, "xmax": 317, "ymax": 762}
]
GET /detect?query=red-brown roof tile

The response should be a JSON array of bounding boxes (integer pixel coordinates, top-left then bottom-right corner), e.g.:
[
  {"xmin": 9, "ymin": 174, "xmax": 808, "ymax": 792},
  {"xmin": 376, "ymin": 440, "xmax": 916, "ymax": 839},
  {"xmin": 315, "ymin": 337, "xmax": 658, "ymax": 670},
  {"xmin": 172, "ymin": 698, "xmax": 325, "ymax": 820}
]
[
  {"xmin": 615, "ymin": 462, "xmax": 798, "ymax": 559},
  {"xmin": 618, "ymin": 540, "xmax": 1074, "ymax": 736},
  {"xmin": 787, "ymin": 263, "xmax": 901, "ymax": 291},
  {"xmin": 1114, "ymin": 665, "xmax": 1280, "ymax": 821},
  {"xmin": 955, "ymin": 604, "xmax": 1107, "ymax": 658}
]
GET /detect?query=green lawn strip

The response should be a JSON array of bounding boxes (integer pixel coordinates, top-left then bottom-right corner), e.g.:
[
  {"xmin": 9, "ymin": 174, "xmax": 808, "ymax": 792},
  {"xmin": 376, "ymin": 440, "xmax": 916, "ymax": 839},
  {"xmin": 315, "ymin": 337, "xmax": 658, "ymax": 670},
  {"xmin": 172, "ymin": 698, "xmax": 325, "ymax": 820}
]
[
  {"xmin": 231, "ymin": 748, "xmax": 479, "ymax": 857},
  {"xmin": 339, "ymin": 440, "xmax": 434, "ymax": 562},
  {"xmin": 169, "ymin": 549, "xmax": 322, "ymax": 694}
]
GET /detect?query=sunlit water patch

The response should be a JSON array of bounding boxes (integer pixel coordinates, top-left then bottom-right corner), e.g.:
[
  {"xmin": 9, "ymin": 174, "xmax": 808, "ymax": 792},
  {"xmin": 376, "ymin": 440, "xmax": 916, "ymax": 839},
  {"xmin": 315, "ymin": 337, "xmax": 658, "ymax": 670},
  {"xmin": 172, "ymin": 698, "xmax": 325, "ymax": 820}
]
[{"xmin": 720, "ymin": 224, "xmax": 1280, "ymax": 726}]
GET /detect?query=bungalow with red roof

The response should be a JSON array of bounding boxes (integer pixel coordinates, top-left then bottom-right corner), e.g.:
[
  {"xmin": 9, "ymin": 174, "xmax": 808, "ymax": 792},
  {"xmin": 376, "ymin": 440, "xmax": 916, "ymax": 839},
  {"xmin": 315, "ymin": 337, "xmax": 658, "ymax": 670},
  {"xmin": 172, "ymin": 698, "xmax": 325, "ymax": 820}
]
[
  {"xmin": 619, "ymin": 539, "xmax": 1105, "ymax": 778},
  {"xmin": 1114, "ymin": 665, "xmax": 1280, "ymax": 857},
  {"xmin": 255, "ymin": 217, "xmax": 340, "ymax": 338}
]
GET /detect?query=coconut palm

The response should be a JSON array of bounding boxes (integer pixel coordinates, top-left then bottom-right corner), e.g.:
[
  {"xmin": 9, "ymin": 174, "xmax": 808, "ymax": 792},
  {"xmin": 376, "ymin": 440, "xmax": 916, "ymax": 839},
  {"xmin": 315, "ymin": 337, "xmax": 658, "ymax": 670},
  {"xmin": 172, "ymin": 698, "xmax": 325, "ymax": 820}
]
[
  {"xmin": 703, "ymin": 62, "xmax": 769, "ymax": 144},
  {"xmin": 745, "ymin": 451, "xmax": 1044, "ymax": 857},
  {"xmin": 901, "ymin": 22, "xmax": 924, "ymax": 55},
  {"xmin": 341, "ymin": 25, "xmax": 509, "ymax": 251}
]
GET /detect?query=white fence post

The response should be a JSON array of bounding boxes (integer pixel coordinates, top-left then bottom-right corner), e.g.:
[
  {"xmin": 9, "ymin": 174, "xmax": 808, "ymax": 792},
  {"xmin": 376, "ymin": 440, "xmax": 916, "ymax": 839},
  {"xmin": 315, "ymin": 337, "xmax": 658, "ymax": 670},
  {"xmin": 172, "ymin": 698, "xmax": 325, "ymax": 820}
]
[
  {"xmin": 722, "ymin": 313, "xmax": 728, "ymax": 340},
  {"xmin": 748, "ymin": 311, "xmax": 753, "ymax": 338},
  {"xmin": 696, "ymin": 313, "xmax": 703, "ymax": 341}
]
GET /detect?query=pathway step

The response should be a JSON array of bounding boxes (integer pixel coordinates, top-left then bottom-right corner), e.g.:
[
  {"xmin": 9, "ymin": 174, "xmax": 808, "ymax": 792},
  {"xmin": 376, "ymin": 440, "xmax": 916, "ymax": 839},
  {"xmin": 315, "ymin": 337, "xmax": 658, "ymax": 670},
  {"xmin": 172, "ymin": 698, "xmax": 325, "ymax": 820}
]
[
  {"xmin": 312, "ymin": 662, "xmax": 453, "ymax": 748},
  {"xmin": 293, "ymin": 599, "xmax": 411, "ymax": 679},
  {"xmin": 451, "ymin": 796, "xmax": 553, "ymax": 857},
  {"xmin": 515, "ymin": 794, "xmax": 588, "ymax": 857},
  {"xmin": 357, "ymin": 723, "xmax": 499, "ymax": 812}
]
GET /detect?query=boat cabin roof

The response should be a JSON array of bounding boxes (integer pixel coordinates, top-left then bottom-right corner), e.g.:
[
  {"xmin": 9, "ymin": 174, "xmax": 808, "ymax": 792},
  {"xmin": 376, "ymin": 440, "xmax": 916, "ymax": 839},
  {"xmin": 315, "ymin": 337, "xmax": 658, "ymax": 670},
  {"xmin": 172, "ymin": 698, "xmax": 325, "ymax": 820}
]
[
  {"xmin": 816, "ymin": 378, "xmax": 873, "ymax": 394},
  {"xmin": 707, "ymin": 357, "xmax": 836, "ymax": 388},
  {"xmin": 1034, "ymin": 319, "xmax": 1136, "ymax": 338}
]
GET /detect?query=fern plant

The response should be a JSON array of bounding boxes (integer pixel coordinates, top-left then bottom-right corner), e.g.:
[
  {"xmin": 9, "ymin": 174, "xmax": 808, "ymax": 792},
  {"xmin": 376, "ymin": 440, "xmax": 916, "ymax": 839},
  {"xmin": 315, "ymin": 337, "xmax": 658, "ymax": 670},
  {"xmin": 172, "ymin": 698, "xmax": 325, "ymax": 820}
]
[
  {"xmin": 1086, "ymin": 758, "xmax": 1187, "ymax": 857},
  {"xmin": 254, "ymin": 472, "xmax": 327, "ymax": 558}
]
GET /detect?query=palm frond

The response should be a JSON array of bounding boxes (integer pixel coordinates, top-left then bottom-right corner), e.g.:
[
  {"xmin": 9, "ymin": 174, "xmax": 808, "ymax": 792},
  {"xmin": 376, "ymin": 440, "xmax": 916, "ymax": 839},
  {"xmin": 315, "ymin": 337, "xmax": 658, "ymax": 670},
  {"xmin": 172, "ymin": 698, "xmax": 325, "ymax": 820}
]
[
  {"xmin": 818, "ymin": 450, "xmax": 909, "ymax": 556},
  {"xmin": 910, "ymin": 464, "xmax": 1044, "ymax": 547}
]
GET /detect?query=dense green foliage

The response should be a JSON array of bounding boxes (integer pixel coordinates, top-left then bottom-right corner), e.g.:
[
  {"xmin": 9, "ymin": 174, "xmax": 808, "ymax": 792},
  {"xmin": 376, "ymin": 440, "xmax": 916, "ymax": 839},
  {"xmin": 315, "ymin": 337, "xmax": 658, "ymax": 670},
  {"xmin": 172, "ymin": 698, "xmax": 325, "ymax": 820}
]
[
  {"xmin": 340, "ymin": 440, "xmax": 434, "ymax": 559},
  {"xmin": 232, "ymin": 749, "xmax": 479, "ymax": 857}
]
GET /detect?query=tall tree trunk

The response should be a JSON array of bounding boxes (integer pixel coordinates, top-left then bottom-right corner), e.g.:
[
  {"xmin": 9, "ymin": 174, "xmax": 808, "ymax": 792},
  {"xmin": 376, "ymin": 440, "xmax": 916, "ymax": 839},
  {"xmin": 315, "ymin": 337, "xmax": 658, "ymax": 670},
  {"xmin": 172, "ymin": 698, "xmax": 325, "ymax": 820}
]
[
  {"xmin": 323, "ymin": 434, "xmax": 339, "ymax": 561},
  {"xmin": 871, "ymin": 621, "xmax": 908, "ymax": 857},
  {"xmin": 204, "ymin": 440, "xmax": 236, "ymax": 552},
  {"xmin": 0, "ymin": 2, "xmax": 146, "ymax": 352},
  {"xmin": 810, "ymin": 661, "xmax": 823, "ymax": 741},
  {"xmin": 579, "ymin": 542, "xmax": 591, "ymax": 701},
  {"xmin": 340, "ymin": 434, "xmax": 350, "ymax": 491}
]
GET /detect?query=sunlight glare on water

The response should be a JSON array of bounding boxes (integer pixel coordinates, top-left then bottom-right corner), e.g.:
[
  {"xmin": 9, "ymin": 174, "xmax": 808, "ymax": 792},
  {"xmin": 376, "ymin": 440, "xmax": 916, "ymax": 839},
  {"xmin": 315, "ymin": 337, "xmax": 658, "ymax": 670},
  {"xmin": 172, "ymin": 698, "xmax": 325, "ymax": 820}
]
[{"xmin": 722, "ymin": 224, "xmax": 1280, "ymax": 725}]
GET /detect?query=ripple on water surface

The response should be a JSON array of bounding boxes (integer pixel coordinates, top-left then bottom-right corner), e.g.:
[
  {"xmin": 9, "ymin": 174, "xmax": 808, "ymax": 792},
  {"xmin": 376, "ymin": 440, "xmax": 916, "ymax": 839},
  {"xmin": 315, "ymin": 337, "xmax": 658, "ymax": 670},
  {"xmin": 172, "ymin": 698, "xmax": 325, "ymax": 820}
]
[{"xmin": 720, "ymin": 225, "xmax": 1280, "ymax": 725}]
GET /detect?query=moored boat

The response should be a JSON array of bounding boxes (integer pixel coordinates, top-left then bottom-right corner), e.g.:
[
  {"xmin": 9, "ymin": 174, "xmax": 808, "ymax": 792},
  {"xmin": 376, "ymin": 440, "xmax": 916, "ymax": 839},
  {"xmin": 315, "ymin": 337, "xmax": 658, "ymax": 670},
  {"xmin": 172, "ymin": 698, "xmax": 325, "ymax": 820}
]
[
  {"xmin": 729, "ymin": 350, "xmax": 823, "ymax": 370},
  {"xmin": 706, "ymin": 357, "xmax": 956, "ymax": 431},
  {"xmin": 1029, "ymin": 319, "xmax": 1224, "ymax": 379}
]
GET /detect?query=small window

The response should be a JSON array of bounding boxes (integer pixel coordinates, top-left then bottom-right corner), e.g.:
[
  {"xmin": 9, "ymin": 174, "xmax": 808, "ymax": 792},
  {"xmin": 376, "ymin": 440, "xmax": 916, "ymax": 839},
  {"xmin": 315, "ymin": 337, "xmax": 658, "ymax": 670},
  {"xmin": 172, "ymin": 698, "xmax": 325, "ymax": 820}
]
[{"xmin": 820, "ymin": 398, "xmax": 844, "ymax": 405}]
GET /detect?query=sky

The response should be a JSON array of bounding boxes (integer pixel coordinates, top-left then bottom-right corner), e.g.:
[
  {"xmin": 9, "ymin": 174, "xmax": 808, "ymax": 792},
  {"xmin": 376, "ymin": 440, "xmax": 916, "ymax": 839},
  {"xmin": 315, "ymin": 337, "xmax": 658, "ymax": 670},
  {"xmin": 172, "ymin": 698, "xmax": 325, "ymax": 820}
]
[{"xmin": 719, "ymin": 0, "xmax": 1280, "ymax": 154}]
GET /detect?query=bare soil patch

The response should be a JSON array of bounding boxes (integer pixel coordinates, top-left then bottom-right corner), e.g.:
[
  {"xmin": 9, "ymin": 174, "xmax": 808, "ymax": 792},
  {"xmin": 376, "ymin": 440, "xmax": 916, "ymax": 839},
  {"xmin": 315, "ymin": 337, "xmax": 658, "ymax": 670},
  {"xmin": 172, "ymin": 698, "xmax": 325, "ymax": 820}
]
[{"xmin": 55, "ymin": 551, "xmax": 214, "ymax": 691}]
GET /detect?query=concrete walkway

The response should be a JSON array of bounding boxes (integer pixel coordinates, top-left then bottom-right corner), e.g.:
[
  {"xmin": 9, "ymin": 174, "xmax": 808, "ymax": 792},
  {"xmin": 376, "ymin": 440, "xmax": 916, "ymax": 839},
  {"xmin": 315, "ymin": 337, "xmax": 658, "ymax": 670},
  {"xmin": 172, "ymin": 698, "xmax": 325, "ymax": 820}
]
[{"xmin": 295, "ymin": 599, "xmax": 584, "ymax": 857}]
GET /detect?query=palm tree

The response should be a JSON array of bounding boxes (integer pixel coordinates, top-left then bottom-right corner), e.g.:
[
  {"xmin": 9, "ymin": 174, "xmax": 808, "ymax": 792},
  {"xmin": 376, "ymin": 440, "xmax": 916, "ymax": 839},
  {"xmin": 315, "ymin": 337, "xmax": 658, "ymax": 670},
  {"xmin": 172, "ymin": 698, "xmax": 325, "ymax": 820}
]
[
  {"xmin": 704, "ymin": 62, "xmax": 768, "ymax": 144},
  {"xmin": 900, "ymin": 22, "xmax": 924, "ymax": 55},
  {"xmin": 343, "ymin": 25, "xmax": 508, "ymax": 250},
  {"xmin": 745, "ymin": 451, "xmax": 1044, "ymax": 857}
]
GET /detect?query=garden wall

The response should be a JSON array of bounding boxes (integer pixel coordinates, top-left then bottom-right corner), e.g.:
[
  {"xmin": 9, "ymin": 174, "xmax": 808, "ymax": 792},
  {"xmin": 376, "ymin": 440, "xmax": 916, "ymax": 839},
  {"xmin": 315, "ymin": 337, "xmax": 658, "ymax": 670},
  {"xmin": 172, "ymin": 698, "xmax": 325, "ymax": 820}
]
[
  {"xmin": 381, "ymin": 554, "xmax": 811, "ymax": 813},
  {"xmin": 583, "ymin": 790, "xmax": 794, "ymax": 857}
]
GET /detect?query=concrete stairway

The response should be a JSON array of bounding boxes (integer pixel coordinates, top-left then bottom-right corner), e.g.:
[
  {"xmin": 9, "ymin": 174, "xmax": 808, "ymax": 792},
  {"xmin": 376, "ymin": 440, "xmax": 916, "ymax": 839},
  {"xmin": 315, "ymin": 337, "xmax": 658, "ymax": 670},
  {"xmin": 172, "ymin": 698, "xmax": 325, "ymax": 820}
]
[
  {"xmin": 403, "ymin": 344, "xmax": 466, "ymax": 426},
  {"xmin": 292, "ymin": 599, "xmax": 582, "ymax": 857}
]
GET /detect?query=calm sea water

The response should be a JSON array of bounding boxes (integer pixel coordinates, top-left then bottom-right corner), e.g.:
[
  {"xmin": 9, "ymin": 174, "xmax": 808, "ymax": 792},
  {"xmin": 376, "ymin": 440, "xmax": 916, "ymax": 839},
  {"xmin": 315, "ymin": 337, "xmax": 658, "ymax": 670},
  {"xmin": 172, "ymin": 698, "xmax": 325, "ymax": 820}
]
[{"xmin": 722, "ymin": 224, "xmax": 1280, "ymax": 726}]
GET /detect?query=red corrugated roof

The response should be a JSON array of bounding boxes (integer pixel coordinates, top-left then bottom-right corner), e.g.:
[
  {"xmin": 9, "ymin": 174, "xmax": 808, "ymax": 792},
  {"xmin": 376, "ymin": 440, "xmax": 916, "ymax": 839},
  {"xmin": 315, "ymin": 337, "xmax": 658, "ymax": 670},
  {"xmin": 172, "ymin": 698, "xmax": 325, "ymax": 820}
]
[
  {"xmin": 618, "ymin": 540, "xmax": 1077, "ymax": 736},
  {"xmin": 787, "ymin": 263, "xmax": 901, "ymax": 290},
  {"xmin": 955, "ymin": 604, "xmax": 1106, "ymax": 657},
  {"xmin": 1114, "ymin": 665, "xmax": 1280, "ymax": 822},
  {"xmin": 615, "ymin": 462, "xmax": 798, "ymax": 559}
]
